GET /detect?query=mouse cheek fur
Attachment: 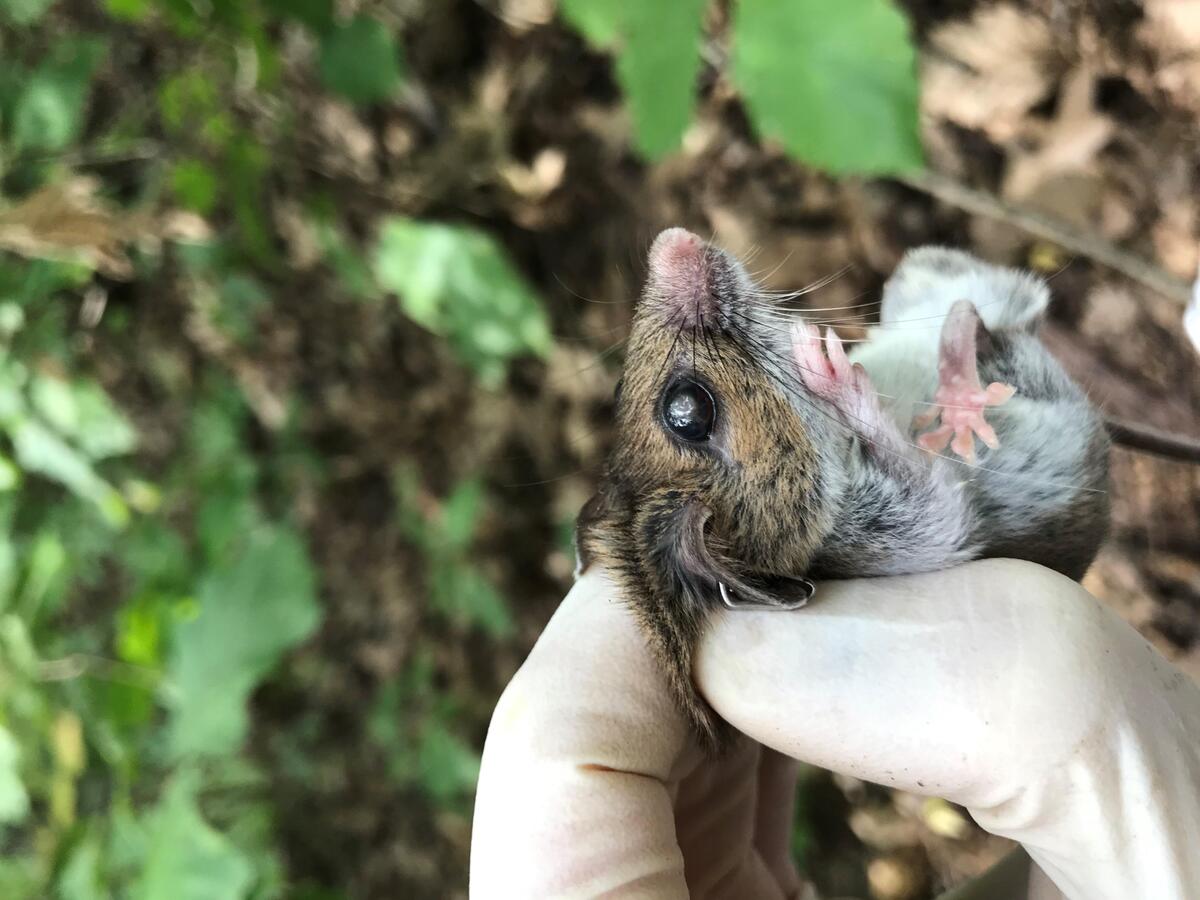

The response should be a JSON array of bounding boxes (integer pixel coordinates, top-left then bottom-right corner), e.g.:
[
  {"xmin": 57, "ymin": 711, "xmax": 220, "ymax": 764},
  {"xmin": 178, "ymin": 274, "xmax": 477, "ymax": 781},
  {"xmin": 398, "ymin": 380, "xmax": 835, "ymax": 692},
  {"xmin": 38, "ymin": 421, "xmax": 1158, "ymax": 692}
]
[{"xmin": 575, "ymin": 481, "xmax": 735, "ymax": 752}]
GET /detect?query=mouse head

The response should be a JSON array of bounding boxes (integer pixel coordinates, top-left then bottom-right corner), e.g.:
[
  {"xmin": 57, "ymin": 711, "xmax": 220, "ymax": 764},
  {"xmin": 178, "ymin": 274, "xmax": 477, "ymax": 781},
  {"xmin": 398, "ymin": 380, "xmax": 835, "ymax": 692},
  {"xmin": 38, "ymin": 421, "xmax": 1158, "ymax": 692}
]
[{"xmin": 576, "ymin": 229, "xmax": 840, "ymax": 743}]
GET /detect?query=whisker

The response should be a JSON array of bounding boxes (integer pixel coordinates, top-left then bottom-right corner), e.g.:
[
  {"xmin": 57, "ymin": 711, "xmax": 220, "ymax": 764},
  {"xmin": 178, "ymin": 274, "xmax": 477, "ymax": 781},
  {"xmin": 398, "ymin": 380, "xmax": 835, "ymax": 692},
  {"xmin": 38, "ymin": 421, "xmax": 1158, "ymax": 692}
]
[{"xmin": 552, "ymin": 271, "xmax": 628, "ymax": 305}]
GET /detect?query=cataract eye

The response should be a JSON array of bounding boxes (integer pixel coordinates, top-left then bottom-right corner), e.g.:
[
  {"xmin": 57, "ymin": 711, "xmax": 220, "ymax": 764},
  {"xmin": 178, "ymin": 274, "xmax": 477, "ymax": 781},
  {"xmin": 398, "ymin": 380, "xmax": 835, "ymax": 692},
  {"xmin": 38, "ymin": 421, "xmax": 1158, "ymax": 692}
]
[{"xmin": 662, "ymin": 379, "xmax": 716, "ymax": 442}]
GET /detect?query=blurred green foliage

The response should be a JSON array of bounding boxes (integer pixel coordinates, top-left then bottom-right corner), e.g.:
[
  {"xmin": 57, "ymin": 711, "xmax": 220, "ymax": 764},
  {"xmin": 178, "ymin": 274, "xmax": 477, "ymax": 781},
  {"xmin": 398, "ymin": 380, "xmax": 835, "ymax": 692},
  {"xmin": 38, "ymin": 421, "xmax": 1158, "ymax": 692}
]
[
  {"xmin": 0, "ymin": 0, "xmax": 921, "ymax": 895},
  {"xmin": 374, "ymin": 218, "xmax": 551, "ymax": 386},
  {"xmin": 561, "ymin": 0, "xmax": 922, "ymax": 171},
  {"xmin": 732, "ymin": 0, "xmax": 922, "ymax": 173}
]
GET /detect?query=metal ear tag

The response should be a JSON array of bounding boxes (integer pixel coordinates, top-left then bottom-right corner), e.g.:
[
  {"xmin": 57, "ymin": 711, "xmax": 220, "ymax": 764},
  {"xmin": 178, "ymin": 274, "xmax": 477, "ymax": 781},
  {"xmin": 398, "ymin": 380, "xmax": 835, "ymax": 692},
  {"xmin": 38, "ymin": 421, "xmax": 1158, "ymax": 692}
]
[{"xmin": 718, "ymin": 577, "xmax": 815, "ymax": 611}]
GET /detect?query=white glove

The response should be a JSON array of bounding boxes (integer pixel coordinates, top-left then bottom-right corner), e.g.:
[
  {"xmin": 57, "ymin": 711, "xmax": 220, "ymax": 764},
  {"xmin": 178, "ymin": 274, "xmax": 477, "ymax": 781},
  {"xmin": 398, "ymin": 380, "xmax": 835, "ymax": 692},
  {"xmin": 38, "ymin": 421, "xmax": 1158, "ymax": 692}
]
[{"xmin": 470, "ymin": 559, "xmax": 1200, "ymax": 898}]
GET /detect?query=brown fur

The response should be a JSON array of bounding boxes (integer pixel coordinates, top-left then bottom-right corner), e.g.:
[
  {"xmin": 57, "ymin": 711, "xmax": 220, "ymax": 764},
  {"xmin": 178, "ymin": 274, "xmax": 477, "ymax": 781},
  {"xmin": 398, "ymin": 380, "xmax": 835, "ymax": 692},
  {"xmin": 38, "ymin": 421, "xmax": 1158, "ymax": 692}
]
[
  {"xmin": 576, "ymin": 235, "xmax": 1110, "ymax": 753},
  {"xmin": 576, "ymin": 238, "xmax": 838, "ymax": 751}
]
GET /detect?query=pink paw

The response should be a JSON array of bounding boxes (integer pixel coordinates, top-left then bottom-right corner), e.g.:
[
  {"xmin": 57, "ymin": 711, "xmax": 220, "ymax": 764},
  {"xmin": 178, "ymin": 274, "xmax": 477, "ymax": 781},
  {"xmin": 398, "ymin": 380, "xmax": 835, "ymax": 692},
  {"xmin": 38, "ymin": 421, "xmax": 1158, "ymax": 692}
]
[
  {"xmin": 792, "ymin": 323, "xmax": 883, "ymax": 435},
  {"xmin": 914, "ymin": 379, "xmax": 1016, "ymax": 462}
]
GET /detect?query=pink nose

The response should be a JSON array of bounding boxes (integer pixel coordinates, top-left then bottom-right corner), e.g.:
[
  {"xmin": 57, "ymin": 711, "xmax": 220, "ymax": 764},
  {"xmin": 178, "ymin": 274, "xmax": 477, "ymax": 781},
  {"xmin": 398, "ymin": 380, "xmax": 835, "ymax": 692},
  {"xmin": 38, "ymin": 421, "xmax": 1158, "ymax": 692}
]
[
  {"xmin": 649, "ymin": 227, "xmax": 704, "ymax": 270},
  {"xmin": 645, "ymin": 228, "xmax": 715, "ymax": 327}
]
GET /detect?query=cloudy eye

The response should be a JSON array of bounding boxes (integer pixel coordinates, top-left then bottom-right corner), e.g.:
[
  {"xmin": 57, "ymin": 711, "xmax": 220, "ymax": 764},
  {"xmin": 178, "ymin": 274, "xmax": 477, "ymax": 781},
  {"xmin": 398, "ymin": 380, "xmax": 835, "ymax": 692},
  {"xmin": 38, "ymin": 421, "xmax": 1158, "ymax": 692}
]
[{"xmin": 661, "ymin": 379, "xmax": 716, "ymax": 442}]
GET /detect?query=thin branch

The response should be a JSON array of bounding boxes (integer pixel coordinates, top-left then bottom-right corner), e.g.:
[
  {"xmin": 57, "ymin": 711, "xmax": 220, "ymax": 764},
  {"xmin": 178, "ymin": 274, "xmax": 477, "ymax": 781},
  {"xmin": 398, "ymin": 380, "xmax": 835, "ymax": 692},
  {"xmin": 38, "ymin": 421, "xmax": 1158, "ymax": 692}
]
[
  {"xmin": 1106, "ymin": 417, "xmax": 1200, "ymax": 464},
  {"xmin": 897, "ymin": 169, "xmax": 1192, "ymax": 306}
]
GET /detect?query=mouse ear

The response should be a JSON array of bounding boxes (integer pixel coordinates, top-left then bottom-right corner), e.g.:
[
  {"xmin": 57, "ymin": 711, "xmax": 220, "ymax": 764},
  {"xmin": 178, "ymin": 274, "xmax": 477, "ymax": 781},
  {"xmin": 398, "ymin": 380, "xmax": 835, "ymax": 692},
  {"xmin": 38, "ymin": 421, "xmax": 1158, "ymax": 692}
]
[
  {"xmin": 573, "ymin": 487, "xmax": 613, "ymax": 577},
  {"xmin": 646, "ymin": 495, "xmax": 814, "ymax": 613}
]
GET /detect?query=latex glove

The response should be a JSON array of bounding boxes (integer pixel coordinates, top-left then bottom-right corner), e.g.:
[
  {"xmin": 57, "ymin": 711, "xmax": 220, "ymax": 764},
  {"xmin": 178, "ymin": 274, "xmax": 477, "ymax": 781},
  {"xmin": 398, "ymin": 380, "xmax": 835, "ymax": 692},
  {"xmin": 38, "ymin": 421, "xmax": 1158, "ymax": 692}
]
[{"xmin": 470, "ymin": 560, "xmax": 1200, "ymax": 898}]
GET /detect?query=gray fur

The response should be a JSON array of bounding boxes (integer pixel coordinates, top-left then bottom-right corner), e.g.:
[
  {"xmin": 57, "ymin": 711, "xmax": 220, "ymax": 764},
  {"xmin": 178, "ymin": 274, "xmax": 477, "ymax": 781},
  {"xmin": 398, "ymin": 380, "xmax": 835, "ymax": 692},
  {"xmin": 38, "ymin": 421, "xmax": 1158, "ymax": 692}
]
[{"xmin": 809, "ymin": 248, "xmax": 1109, "ymax": 581}]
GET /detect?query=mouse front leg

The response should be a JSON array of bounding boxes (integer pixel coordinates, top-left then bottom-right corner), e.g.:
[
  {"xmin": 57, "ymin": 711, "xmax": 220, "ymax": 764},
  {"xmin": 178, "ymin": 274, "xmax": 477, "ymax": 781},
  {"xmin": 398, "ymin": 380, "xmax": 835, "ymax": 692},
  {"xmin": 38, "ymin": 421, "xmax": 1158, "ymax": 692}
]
[
  {"xmin": 791, "ymin": 323, "xmax": 912, "ymax": 457},
  {"xmin": 793, "ymin": 322, "xmax": 980, "ymax": 578},
  {"xmin": 914, "ymin": 300, "xmax": 1017, "ymax": 462}
]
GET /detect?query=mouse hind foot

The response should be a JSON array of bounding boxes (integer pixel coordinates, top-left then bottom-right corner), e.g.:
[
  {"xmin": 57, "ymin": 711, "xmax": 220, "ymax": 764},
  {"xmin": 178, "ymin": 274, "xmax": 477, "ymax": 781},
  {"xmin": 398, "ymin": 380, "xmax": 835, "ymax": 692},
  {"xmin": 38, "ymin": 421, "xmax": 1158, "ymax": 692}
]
[{"xmin": 914, "ymin": 300, "xmax": 1016, "ymax": 462}]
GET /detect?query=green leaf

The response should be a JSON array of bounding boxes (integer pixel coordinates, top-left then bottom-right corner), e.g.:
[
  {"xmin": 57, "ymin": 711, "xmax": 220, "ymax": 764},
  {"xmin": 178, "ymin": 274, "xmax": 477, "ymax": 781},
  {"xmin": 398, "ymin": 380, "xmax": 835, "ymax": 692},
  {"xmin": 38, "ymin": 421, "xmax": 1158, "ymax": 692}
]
[
  {"xmin": 170, "ymin": 159, "xmax": 219, "ymax": 214},
  {"xmin": 560, "ymin": 0, "xmax": 706, "ymax": 157},
  {"xmin": 57, "ymin": 832, "xmax": 103, "ymax": 900},
  {"xmin": 318, "ymin": 16, "xmax": 403, "ymax": 106},
  {"xmin": 104, "ymin": 0, "xmax": 150, "ymax": 21},
  {"xmin": 131, "ymin": 772, "xmax": 254, "ymax": 900},
  {"xmin": 430, "ymin": 563, "xmax": 514, "ymax": 638},
  {"xmin": 559, "ymin": 0, "xmax": 620, "ymax": 44},
  {"xmin": 10, "ymin": 420, "xmax": 128, "ymax": 527},
  {"xmin": 0, "ymin": 0, "xmax": 54, "ymax": 26},
  {"xmin": 29, "ymin": 376, "xmax": 136, "ymax": 461},
  {"xmin": 10, "ymin": 37, "xmax": 107, "ymax": 153},
  {"xmin": 372, "ymin": 217, "xmax": 551, "ymax": 384},
  {"xmin": 418, "ymin": 721, "xmax": 480, "ymax": 803},
  {"xmin": 732, "ymin": 0, "xmax": 922, "ymax": 174},
  {"xmin": 0, "ymin": 726, "xmax": 29, "ymax": 824},
  {"xmin": 0, "ymin": 857, "xmax": 38, "ymax": 900},
  {"xmin": 0, "ymin": 455, "xmax": 19, "ymax": 492},
  {"xmin": 167, "ymin": 525, "xmax": 321, "ymax": 757},
  {"xmin": 440, "ymin": 479, "xmax": 483, "ymax": 550},
  {"xmin": 263, "ymin": 0, "xmax": 333, "ymax": 33},
  {"xmin": 216, "ymin": 273, "xmax": 268, "ymax": 343}
]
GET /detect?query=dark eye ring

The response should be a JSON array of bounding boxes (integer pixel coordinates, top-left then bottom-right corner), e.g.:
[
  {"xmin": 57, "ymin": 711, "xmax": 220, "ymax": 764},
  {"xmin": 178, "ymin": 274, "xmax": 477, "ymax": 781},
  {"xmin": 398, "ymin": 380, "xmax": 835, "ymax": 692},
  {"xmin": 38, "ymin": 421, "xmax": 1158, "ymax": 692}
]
[{"xmin": 661, "ymin": 378, "xmax": 716, "ymax": 442}]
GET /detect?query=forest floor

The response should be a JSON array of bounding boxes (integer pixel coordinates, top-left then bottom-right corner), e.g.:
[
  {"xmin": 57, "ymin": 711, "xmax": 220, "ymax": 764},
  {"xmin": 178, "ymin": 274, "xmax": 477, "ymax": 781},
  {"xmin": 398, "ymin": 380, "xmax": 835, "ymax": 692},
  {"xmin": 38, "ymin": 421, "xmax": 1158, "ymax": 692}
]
[{"xmin": 106, "ymin": 1, "xmax": 1199, "ymax": 897}]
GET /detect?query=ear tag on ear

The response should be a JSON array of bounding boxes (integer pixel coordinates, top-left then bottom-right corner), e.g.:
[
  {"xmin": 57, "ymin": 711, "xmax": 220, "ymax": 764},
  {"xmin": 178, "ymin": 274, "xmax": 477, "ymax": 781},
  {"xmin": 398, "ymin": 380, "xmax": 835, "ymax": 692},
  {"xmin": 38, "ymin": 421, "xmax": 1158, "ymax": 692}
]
[{"xmin": 719, "ymin": 577, "xmax": 815, "ymax": 611}]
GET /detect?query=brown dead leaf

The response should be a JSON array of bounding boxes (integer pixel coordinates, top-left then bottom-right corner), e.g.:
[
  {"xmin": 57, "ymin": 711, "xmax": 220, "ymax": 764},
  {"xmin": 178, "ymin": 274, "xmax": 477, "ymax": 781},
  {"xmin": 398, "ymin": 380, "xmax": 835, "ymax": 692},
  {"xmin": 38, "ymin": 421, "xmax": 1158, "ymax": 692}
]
[
  {"xmin": 1003, "ymin": 66, "xmax": 1113, "ymax": 221},
  {"xmin": 1142, "ymin": 0, "xmax": 1200, "ymax": 52},
  {"xmin": 1139, "ymin": 1, "xmax": 1200, "ymax": 108},
  {"xmin": 0, "ymin": 178, "xmax": 141, "ymax": 279},
  {"xmin": 923, "ymin": 5, "xmax": 1056, "ymax": 143}
]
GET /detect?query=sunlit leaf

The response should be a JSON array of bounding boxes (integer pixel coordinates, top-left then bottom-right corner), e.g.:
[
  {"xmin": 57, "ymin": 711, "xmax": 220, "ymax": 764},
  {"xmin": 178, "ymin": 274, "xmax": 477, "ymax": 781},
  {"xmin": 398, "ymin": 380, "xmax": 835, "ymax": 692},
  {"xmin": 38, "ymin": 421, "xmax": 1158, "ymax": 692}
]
[
  {"xmin": 10, "ymin": 420, "xmax": 129, "ymax": 527},
  {"xmin": 560, "ymin": 0, "xmax": 706, "ymax": 158},
  {"xmin": 167, "ymin": 525, "xmax": 321, "ymax": 757},
  {"xmin": 57, "ymin": 831, "xmax": 103, "ymax": 900},
  {"xmin": 10, "ymin": 37, "xmax": 106, "ymax": 153},
  {"xmin": 372, "ymin": 217, "xmax": 551, "ymax": 384},
  {"xmin": 318, "ymin": 16, "xmax": 403, "ymax": 106},
  {"xmin": 0, "ymin": 726, "xmax": 29, "ymax": 824},
  {"xmin": 29, "ymin": 377, "xmax": 136, "ymax": 461},
  {"xmin": 0, "ymin": 456, "xmax": 19, "ymax": 491},
  {"xmin": 131, "ymin": 772, "xmax": 254, "ymax": 900},
  {"xmin": 732, "ymin": 0, "xmax": 922, "ymax": 174}
]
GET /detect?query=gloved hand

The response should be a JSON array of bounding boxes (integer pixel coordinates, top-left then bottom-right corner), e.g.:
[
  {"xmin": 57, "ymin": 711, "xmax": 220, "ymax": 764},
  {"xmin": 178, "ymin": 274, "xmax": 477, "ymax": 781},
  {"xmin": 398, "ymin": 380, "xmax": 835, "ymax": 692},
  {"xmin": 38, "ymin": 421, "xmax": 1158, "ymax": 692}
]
[{"xmin": 470, "ymin": 559, "xmax": 1200, "ymax": 898}]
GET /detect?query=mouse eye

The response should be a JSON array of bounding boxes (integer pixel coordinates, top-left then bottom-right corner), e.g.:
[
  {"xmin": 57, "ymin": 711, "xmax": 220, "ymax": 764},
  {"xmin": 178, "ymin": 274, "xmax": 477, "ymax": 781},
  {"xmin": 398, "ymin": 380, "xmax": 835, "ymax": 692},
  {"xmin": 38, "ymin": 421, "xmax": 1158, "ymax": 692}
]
[{"xmin": 661, "ymin": 379, "xmax": 715, "ymax": 442}]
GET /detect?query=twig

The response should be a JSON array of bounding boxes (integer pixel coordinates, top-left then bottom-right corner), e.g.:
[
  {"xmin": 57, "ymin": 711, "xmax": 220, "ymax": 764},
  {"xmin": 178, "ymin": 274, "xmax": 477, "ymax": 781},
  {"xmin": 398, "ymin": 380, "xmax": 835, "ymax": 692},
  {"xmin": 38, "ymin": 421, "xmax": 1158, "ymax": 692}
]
[
  {"xmin": 1106, "ymin": 418, "xmax": 1200, "ymax": 464},
  {"xmin": 897, "ymin": 169, "xmax": 1192, "ymax": 306}
]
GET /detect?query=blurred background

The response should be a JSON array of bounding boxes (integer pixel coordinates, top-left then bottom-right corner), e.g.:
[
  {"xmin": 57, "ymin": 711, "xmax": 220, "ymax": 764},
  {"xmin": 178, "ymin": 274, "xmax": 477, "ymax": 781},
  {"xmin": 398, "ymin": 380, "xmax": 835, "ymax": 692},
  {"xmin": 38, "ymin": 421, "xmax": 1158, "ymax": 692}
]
[{"xmin": 0, "ymin": 0, "xmax": 1198, "ymax": 897}]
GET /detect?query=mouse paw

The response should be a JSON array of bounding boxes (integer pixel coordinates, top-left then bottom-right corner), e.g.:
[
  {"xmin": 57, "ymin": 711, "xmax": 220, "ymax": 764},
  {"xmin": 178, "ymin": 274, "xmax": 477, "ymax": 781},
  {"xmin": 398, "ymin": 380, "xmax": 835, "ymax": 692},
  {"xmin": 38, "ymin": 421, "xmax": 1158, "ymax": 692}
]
[
  {"xmin": 913, "ymin": 300, "xmax": 1016, "ymax": 463},
  {"xmin": 792, "ymin": 323, "xmax": 897, "ymax": 443}
]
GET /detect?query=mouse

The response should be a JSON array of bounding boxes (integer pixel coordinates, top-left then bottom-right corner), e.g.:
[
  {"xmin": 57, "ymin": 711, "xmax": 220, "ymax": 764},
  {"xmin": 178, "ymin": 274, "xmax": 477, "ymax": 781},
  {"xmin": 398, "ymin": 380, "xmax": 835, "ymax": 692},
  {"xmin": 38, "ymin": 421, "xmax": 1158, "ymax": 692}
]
[{"xmin": 575, "ymin": 228, "xmax": 1111, "ymax": 751}]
